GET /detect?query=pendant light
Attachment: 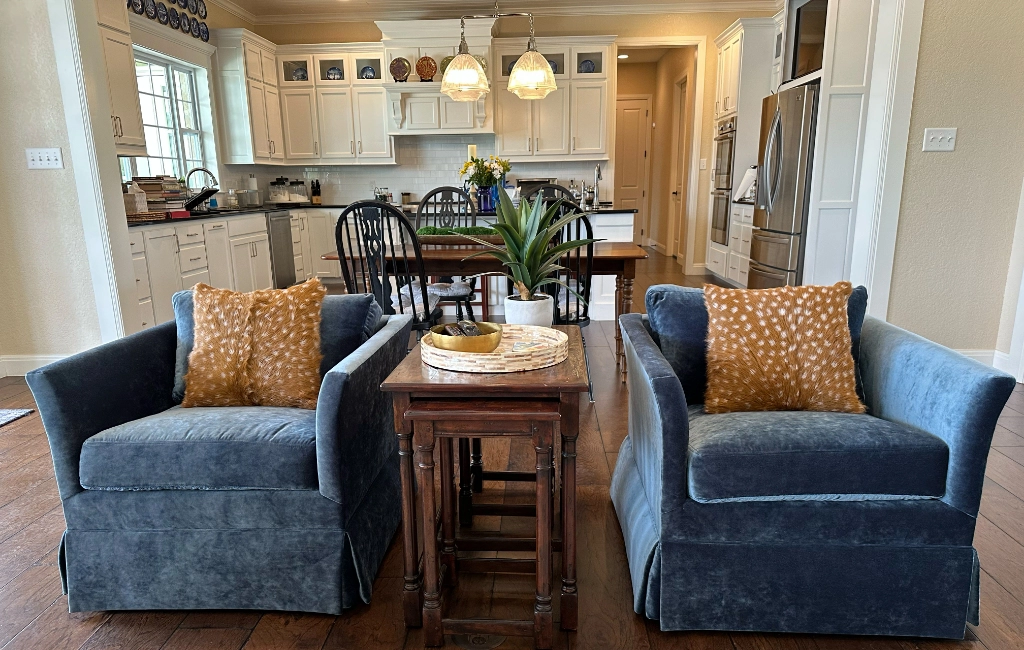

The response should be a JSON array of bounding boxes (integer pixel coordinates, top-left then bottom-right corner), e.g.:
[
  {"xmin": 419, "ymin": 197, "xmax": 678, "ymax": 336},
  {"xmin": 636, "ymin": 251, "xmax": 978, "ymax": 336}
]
[
  {"xmin": 440, "ymin": 18, "xmax": 489, "ymax": 102},
  {"xmin": 507, "ymin": 15, "xmax": 556, "ymax": 100}
]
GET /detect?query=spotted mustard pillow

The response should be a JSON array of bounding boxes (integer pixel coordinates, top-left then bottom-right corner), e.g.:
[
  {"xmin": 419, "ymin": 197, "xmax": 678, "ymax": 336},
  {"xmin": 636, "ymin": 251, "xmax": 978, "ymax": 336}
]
[
  {"xmin": 703, "ymin": 282, "xmax": 865, "ymax": 414},
  {"xmin": 181, "ymin": 279, "xmax": 327, "ymax": 410}
]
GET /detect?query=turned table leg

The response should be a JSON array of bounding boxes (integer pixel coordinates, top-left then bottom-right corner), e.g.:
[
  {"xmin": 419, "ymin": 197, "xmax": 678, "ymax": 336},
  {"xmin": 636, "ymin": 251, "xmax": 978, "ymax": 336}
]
[
  {"xmin": 614, "ymin": 276, "xmax": 624, "ymax": 368},
  {"xmin": 533, "ymin": 421, "xmax": 554, "ymax": 650},
  {"xmin": 458, "ymin": 438, "xmax": 473, "ymax": 528},
  {"xmin": 394, "ymin": 393, "xmax": 422, "ymax": 628},
  {"xmin": 559, "ymin": 393, "xmax": 579, "ymax": 630},
  {"xmin": 440, "ymin": 437, "xmax": 458, "ymax": 587},
  {"xmin": 414, "ymin": 422, "xmax": 444, "ymax": 647},
  {"xmin": 621, "ymin": 275, "xmax": 634, "ymax": 383},
  {"xmin": 470, "ymin": 437, "xmax": 483, "ymax": 493}
]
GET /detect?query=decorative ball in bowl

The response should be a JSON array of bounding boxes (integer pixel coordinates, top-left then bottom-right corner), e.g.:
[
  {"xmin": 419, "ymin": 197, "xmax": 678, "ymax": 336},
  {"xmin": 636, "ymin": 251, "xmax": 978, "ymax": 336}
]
[{"xmin": 429, "ymin": 322, "xmax": 503, "ymax": 353}]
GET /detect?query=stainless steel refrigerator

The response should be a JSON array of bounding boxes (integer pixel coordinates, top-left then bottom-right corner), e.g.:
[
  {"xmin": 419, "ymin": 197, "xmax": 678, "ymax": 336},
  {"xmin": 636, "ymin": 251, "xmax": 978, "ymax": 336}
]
[{"xmin": 750, "ymin": 83, "xmax": 819, "ymax": 288}]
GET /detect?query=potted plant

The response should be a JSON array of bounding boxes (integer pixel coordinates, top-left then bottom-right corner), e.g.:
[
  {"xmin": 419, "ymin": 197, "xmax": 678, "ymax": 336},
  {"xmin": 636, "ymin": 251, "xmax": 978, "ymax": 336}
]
[
  {"xmin": 461, "ymin": 186, "xmax": 600, "ymax": 327},
  {"xmin": 459, "ymin": 155, "xmax": 511, "ymax": 212}
]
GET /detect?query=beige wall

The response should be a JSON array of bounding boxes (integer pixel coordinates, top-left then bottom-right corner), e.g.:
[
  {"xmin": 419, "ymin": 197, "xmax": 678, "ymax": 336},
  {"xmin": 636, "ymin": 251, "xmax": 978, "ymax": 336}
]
[
  {"xmin": 0, "ymin": 1, "xmax": 103, "ymax": 362},
  {"xmin": 204, "ymin": 2, "xmax": 256, "ymax": 31},
  {"xmin": 616, "ymin": 62, "xmax": 656, "ymax": 96},
  {"xmin": 887, "ymin": 0, "xmax": 1024, "ymax": 352}
]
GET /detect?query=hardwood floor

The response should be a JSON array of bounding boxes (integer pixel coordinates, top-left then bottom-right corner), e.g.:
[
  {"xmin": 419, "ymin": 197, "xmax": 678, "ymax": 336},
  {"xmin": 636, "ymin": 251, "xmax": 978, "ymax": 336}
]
[{"xmin": 1, "ymin": 250, "xmax": 1023, "ymax": 649}]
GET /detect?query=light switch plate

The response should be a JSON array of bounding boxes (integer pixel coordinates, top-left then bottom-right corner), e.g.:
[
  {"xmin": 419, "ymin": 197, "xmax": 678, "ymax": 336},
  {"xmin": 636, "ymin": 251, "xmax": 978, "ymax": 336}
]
[
  {"xmin": 699, "ymin": 158, "xmax": 707, "ymax": 170},
  {"xmin": 922, "ymin": 128, "xmax": 957, "ymax": 152},
  {"xmin": 25, "ymin": 147, "xmax": 64, "ymax": 169}
]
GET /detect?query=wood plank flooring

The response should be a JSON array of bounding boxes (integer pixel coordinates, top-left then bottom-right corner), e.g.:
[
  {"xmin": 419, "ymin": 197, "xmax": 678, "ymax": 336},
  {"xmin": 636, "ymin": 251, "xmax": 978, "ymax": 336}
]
[{"xmin": 1, "ymin": 250, "xmax": 1023, "ymax": 649}]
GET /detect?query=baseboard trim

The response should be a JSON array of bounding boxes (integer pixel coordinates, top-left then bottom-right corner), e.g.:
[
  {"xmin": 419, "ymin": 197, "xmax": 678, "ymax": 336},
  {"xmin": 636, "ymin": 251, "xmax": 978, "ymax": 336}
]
[
  {"xmin": 993, "ymin": 351, "xmax": 1017, "ymax": 377},
  {"xmin": 0, "ymin": 355, "xmax": 66, "ymax": 377},
  {"xmin": 955, "ymin": 349, "xmax": 996, "ymax": 367},
  {"xmin": 685, "ymin": 262, "xmax": 707, "ymax": 276}
]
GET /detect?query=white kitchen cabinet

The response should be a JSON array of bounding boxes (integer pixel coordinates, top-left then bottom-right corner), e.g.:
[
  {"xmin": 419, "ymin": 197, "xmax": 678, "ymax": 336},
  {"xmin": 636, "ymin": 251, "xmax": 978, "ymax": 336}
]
[
  {"xmin": 317, "ymin": 88, "xmax": 356, "ymax": 160},
  {"xmin": 298, "ymin": 213, "xmax": 314, "ymax": 280},
  {"xmin": 440, "ymin": 97, "xmax": 474, "ymax": 130},
  {"xmin": 94, "ymin": 0, "xmax": 130, "ymax": 33},
  {"xmin": 143, "ymin": 229, "xmax": 182, "ymax": 325},
  {"xmin": 716, "ymin": 33, "xmax": 742, "ymax": 118},
  {"xmin": 277, "ymin": 54, "xmax": 314, "ymax": 88},
  {"xmin": 203, "ymin": 221, "xmax": 233, "ymax": 289},
  {"xmin": 247, "ymin": 81, "xmax": 272, "ymax": 160},
  {"xmin": 243, "ymin": 42, "xmax": 264, "ymax": 82},
  {"xmin": 281, "ymin": 89, "xmax": 320, "ymax": 160},
  {"xmin": 138, "ymin": 299, "xmax": 156, "ymax": 331},
  {"xmin": 771, "ymin": 10, "xmax": 785, "ymax": 93},
  {"xmin": 495, "ymin": 85, "xmax": 572, "ymax": 158},
  {"xmin": 405, "ymin": 97, "xmax": 441, "ymax": 130},
  {"xmin": 230, "ymin": 233, "xmax": 274, "ymax": 293},
  {"xmin": 99, "ymin": 26, "xmax": 146, "ymax": 154},
  {"xmin": 707, "ymin": 244, "xmax": 728, "ymax": 278},
  {"xmin": 570, "ymin": 81, "xmax": 607, "ymax": 156},
  {"xmin": 306, "ymin": 211, "xmax": 335, "ymax": 278},
  {"xmin": 261, "ymin": 50, "xmax": 278, "ymax": 86},
  {"xmin": 181, "ymin": 268, "xmax": 211, "ymax": 291},
  {"xmin": 354, "ymin": 88, "xmax": 391, "ymax": 158},
  {"xmin": 495, "ymin": 89, "xmax": 533, "ymax": 156},
  {"xmin": 265, "ymin": 86, "xmax": 285, "ymax": 161},
  {"xmin": 534, "ymin": 87, "xmax": 570, "ymax": 155},
  {"xmin": 213, "ymin": 30, "xmax": 284, "ymax": 165},
  {"xmin": 132, "ymin": 256, "xmax": 151, "ymax": 301},
  {"xmin": 727, "ymin": 252, "xmax": 750, "ymax": 286}
]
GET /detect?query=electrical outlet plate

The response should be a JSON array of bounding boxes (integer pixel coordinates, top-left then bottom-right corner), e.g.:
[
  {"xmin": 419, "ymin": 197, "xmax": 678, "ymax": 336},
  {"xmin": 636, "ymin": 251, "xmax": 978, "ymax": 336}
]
[
  {"xmin": 26, "ymin": 147, "xmax": 64, "ymax": 169},
  {"xmin": 922, "ymin": 128, "xmax": 957, "ymax": 152}
]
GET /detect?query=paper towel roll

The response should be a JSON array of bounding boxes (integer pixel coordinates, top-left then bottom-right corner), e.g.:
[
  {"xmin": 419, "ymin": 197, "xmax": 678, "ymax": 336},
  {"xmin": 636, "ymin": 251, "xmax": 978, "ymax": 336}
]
[
  {"xmin": 244, "ymin": 174, "xmax": 259, "ymax": 191},
  {"xmin": 733, "ymin": 167, "xmax": 757, "ymax": 202}
]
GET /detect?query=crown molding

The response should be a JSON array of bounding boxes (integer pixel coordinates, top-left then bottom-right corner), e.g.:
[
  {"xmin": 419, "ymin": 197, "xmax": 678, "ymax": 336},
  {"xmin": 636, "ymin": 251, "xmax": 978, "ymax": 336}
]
[{"xmin": 206, "ymin": 0, "xmax": 778, "ymax": 26}]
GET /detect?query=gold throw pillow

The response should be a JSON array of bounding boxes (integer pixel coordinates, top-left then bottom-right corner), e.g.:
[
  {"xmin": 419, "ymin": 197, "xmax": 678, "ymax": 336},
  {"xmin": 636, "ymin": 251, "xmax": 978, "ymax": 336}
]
[
  {"xmin": 703, "ymin": 281, "xmax": 865, "ymax": 414},
  {"xmin": 182, "ymin": 279, "xmax": 327, "ymax": 410}
]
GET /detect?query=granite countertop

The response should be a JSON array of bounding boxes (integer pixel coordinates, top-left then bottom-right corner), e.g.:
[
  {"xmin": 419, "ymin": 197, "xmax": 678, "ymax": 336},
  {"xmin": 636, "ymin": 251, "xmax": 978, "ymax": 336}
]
[
  {"xmin": 734, "ymin": 198, "xmax": 756, "ymax": 206},
  {"xmin": 126, "ymin": 204, "xmax": 353, "ymax": 227}
]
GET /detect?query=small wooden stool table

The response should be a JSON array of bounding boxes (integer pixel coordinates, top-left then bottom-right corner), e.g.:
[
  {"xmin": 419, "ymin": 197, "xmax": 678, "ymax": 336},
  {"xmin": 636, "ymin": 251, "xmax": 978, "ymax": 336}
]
[{"xmin": 381, "ymin": 325, "xmax": 589, "ymax": 649}]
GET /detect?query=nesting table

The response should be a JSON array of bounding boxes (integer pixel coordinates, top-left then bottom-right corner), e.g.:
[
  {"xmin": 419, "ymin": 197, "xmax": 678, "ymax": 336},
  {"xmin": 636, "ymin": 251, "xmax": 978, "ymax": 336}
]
[{"xmin": 381, "ymin": 325, "xmax": 590, "ymax": 648}]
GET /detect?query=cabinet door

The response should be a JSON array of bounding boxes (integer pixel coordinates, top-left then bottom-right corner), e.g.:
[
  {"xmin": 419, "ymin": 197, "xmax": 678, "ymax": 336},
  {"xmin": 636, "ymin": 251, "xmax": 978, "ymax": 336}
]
[
  {"xmin": 728, "ymin": 34, "xmax": 742, "ymax": 114},
  {"xmin": 299, "ymin": 215, "xmax": 313, "ymax": 280},
  {"xmin": 440, "ymin": 97, "xmax": 474, "ymax": 130},
  {"xmin": 247, "ymin": 81, "xmax": 271, "ymax": 160},
  {"xmin": 306, "ymin": 211, "xmax": 335, "ymax": 278},
  {"xmin": 203, "ymin": 221, "xmax": 233, "ymax": 289},
  {"xmin": 570, "ymin": 81, "xmax": 607, "ymax": 156},
  {"xmin": 265, "ymin": 86, "xmax": 286, "ymax": 161},
  {"xmin": 243, "ymin": 43, "xmax": 264, "ymax": 82},
  {"xmin": 495, "ymin": 88, "xmax": 532, "ymax": 157},
  {"xmin": 281, "ymin": 89, "xmax": 320, "ymax": 160},
  {"xmin": 143, "ymin": 232, "xmax": 182, "ymax": 324},
  {"xmin": 353, "ymin": 88, "xmax": 391, "ymax": 158},
  {"xmin": 534, "ymin": 86, "xmax": 570, "ymax": 155},
  {"xmin": 230, "ymin": 237, "xmax": 257, "ymax": 293},
  {"xmin": 261, "ymin": 50, "xmax": 278, "ymax": 86},
  {"xmin": 100, "ymin": 27, "xmax": 147, "ymax": 151},
  {"xmin": 720, "ymin": 41, "xmax": 732, "ymax": 115},
  {"xmin": 138, "ymin": 299, "xmax": 155, "ymax": 331},
  {"xmin": 317, "ymin": 88, "xmax": 356, "ymax": 160},
  {"xmin": 181, "ymin": 268, "xmax": 211, "ymax": 291},
  {"xmin": 94, "ymin": 0, "xmax": 130, "ymax": 33},
  {"xmin": 406, "ymin": 97, "xmax": 440, "ymax": 130},
  {"xmin": 715, "ymin": 48, "xmax": 725, "ymax": 118},
  {"xmin": 251, "ymin": 234, "xmax": 274, "ymax": 290},
  {"xmin": 132, "ymin": 256, "xmax": 151, "ymax": 301}
]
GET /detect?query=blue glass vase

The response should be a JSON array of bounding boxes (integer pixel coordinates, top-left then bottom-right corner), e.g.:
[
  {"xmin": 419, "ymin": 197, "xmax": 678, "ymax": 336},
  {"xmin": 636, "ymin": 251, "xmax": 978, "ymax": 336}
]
[{"xmin": 478, "ymin": 185, "xmax": 495, "ymax": 212}]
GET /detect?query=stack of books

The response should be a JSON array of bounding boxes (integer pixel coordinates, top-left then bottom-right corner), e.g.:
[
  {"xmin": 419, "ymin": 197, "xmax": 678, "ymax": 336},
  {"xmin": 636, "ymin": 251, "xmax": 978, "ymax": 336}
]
[{"xmin": 133, "ymin": 176, "xmax": 187, "ymax": 215}]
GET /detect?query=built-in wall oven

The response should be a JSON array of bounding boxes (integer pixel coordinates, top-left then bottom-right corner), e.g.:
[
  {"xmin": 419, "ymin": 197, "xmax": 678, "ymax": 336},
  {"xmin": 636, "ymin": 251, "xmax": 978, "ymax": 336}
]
[{"xmin": 710, "ymin": 118, "xmax": 737, "ymax": 246}]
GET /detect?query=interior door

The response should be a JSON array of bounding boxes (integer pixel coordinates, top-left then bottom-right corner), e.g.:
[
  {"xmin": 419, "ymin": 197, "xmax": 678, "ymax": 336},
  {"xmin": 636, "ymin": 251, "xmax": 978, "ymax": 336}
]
[
  {"xmin": 495, "ymin": 88, "xmax": 532, "ymax": 156},
  {"xmin": 317, "ymin": 88, "xmax": 356, "ymax": 160},
  {"xmin": 281, "ymin": 89, "xmax": 319, "ymax": 160},
  {"xmin": 613, "ymin": 99, "xmax": 650, "ymax": 239},
  {"xmin": 354, "ymin": 88, "xmax": 391, "ymax": 158},
  {"xmin": 247, "ymin": 81, "xmax": 271, "ymax": 160},
  {"xmin": 533, "ymin": 86, "xmax": 569, "ymax": 155}
]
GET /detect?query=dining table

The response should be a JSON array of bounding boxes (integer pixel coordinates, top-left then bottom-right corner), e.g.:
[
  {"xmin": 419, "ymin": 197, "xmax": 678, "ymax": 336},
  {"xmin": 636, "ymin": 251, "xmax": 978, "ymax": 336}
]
[{"xmin": 322, "ymin": 241, "xmax": 649, "ymax": 379}]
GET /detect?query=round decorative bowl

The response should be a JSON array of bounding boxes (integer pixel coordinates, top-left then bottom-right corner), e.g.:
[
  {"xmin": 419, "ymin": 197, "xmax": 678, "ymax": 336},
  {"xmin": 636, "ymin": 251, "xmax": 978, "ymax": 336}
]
[{"xmin": 428, "ymin": 322, "xmax": 503, "ymax": 353}]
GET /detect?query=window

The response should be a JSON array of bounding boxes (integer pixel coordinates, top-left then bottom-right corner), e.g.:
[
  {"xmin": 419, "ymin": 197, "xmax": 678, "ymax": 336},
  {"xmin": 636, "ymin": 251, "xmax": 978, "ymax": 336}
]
[{"xmin": 120, "ymin": 56, "xmax": 205, "ymax": 185}]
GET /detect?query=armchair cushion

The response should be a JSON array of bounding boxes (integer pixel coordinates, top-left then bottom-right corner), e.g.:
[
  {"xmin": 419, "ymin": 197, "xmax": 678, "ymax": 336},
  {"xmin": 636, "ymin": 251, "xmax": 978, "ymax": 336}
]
[
  {"xmin": 79, "ymin": 406, "xmax": 317, "ymax": 491},
  {"xmin": 686, "ymin": 406, "xmax": 949, "ymax": 502}
]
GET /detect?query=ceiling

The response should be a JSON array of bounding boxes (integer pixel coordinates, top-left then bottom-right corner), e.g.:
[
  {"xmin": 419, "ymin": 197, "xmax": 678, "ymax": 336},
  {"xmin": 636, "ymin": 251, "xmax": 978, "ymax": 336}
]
[
  {"xmin": 616, "ymin": 47, "xmax": 671, "ymax": 63},
  {"xmin": 209, "ymin": 0, "xmax": 778, "ymax": 25}
]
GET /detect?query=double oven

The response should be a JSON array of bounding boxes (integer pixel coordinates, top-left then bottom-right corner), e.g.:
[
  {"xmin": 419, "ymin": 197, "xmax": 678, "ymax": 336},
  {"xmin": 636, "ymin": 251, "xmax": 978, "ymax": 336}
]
[{"xmin": 710, "ymin": 118, "xmax": 736, "ymax": 246}]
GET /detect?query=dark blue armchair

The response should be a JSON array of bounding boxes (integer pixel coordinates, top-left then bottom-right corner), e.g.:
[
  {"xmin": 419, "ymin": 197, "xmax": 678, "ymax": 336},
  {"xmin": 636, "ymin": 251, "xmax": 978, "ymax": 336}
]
[
  {"xmin": 27, "ymin": 293, "xmax": 412, "ymax": 614},
  {"xmin": 611, "ymin": 285, "xmax": 1015, "ymax": 638}
]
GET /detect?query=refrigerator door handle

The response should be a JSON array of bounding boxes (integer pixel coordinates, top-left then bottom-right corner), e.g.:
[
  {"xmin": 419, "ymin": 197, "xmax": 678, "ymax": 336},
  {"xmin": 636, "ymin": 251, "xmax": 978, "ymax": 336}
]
[{"xmin": 767, "ymin": 110, "xmax": 784, "ymax": 213}]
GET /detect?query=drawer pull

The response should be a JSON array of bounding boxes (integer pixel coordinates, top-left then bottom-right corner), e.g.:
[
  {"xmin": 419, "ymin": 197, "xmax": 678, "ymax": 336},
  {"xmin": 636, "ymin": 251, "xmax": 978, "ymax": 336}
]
[
  {"xmin": 209, "ymin": 225, "xmax": 224, "ymax": 230},
  {"xmin": 189, "ymin": 257, "xmax": 202, "ymax": 262},
  {"xmin": 186, "ymin": 233, "xmax": 199, "ymax": 237}
]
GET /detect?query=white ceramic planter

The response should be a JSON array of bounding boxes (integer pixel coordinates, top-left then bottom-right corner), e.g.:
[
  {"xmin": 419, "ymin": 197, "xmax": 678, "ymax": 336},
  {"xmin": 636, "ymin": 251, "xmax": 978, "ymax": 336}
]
[{"xmin": 504, "ymin": 294, "xmax": 553, "ymax": 327}]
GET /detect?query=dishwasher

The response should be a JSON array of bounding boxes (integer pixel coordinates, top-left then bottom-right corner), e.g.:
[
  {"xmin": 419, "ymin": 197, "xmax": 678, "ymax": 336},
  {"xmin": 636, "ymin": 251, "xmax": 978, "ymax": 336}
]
[{"xmin": 265, "ymin": 210, "xmax": 297, "ymax": 288}]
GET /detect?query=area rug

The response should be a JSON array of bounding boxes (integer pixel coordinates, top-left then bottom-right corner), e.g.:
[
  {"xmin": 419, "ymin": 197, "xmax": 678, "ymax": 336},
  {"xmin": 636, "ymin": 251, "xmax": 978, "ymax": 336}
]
[{"xmin": 0, "ymin": 409, "xmax": 33, "ymax": 428}]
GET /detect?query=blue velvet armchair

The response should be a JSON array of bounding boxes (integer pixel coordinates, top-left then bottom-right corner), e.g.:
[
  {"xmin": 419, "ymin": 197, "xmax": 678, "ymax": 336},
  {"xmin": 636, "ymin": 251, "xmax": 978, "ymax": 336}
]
[
  {"xmin": 611, "ymin": 285, "xmax": 1015, "ymax": 639},
  {"xmin": 27, "ymin": 293, "xmax": 413, "ymax": 614}
]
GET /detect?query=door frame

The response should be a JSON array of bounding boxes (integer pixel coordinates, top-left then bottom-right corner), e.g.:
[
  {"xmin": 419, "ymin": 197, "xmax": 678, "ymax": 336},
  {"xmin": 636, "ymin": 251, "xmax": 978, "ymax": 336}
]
[
  {"xmin": 615, "ymin": 94, "xmax": 653, "ymax": 247},
  {"xmin": 616, "ymin": 36, "xmax": 706, "ymax": 274},
  {"xmin": 667, "ymin": 76, "xmax": 690, "ymax": 261}
]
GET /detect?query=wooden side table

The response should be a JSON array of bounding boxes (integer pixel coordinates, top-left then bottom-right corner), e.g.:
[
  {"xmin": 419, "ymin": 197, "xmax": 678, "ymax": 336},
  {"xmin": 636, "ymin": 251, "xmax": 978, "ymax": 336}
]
[{"xmin": 381, "ymin": 326, "xmax": 590, "ymax": 648}]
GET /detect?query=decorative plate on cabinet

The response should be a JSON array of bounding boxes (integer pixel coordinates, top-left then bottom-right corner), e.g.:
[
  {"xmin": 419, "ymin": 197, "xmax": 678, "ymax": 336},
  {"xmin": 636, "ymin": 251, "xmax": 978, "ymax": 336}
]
[
  {"xmin": 168, "ymin": 7, "xmax": 179, "ymax": 27},
  {"xmin": 359, "ymin": 65, "xmax": 376, "ymax": 79},
  {"xmin": 326, "ymin": 66, "xmax": 343, "ymax": 80},
  {"xmin": 180, "ymin": 14, "xmax": 191, "ymax": 34},
  {"xmin": 577, "ymin": 59, "xmax": 596, "ymax": 74},
  {"xmin": 474, "ymin": 55, "xmax": 488, "ymax": 75},
  {"xmin": 177, "ymin": 0, "xmax": 187, "ymax": 8},
  {"xmin": 291, "ymin": 67, "xmax": 308, "ymax": 81},
  {"xmin": 196, "ymin": 0, "xmax": 206, "ymax": 18},
  {"xmin": 190, "ymin": 16, "xmax": 200, "ymax": 37},
  {"xmin": 415, "ymin": 56, "xmax": 437, "ymax": 82},
  {"xmin": 144, "ymin": 0, "xmax": 156, "ymax": 19},
  {"xmin": 506, "ymin": 58, "xmax": 519, "ymax": 76},
  {"xmin": 389, "ymin": 57, "xmax": 411, "ymax": 82},
  {"xmin": 439, "ymin": 55, "xmax": 454, "ymax": 75},
  {"xmin": 199, "ymin": 21, "xmax": 209, "ymax": 41},
  {"xmin": 131, "ymin": 0, "xmax": 144, "ymax": 14},
  {"xmin": 156, "ymin": 2, "xmax": 168, "ymax": 23},
  {"xmin": 187, "ymin": 0, "xmax": 197, "ymax": 13},
  {"xmin": 548, "ymin": 59, "xmax": 558, "ymax": 74}
]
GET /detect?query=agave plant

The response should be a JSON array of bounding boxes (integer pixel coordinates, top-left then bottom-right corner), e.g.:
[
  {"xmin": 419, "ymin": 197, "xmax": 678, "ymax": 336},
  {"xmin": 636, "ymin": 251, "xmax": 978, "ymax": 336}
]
[{"xmin": 459, "ymin": 186, "xmax": 601, "ymax": 301}]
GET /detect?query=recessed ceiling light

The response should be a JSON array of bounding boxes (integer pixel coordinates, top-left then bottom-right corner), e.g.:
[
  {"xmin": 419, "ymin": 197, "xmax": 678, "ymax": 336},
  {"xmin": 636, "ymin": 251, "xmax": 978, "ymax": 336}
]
[{"xmin": 617, "ymin": 54, "xmax": 629, "ymax": 59}]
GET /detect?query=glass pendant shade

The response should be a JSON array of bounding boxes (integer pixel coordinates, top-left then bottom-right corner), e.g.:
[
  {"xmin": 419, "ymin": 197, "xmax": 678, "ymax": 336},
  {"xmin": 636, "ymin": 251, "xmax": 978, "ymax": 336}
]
[
  {"xmin": 441, "ymin": 39, "xmax": 489, "ymax": 102},
  {"xmin": 507, "ymin": 46, "xmax": 556, "ymax": 100}
]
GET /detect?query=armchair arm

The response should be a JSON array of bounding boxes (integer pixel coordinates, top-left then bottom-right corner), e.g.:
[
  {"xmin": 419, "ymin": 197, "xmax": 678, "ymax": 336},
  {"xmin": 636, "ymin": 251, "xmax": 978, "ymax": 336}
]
[
  {"xmin": 26, "ymin": 322, "xmax": 178, "ymax": 501},
  {"xmin": 860, "ymin": 316, "xmax": 1015, "ymax": 516},
  {"xmin": 618, "ymin": 314, "xmax": 691, "ymax": 533},
  {"xmin": 315, "ymin": 314, "xmax": 413, "ymax": 518}
]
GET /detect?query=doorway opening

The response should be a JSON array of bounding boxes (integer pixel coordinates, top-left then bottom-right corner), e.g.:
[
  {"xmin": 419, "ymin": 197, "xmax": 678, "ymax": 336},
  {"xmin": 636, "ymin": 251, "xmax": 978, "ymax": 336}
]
[{"xmin": 614, "ymin": 45, "xmax": 698, "ymax": 268}]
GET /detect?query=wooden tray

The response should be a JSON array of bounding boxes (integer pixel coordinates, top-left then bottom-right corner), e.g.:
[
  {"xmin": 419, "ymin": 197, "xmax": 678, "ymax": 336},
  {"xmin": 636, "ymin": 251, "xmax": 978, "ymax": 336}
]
[
  {"xmin": 418, "ymin": 234, "xmax": 504, "ymax": 246},
  {"xmin": 421, "ymin": 324, "xmax": 568, "ymax": 373}
]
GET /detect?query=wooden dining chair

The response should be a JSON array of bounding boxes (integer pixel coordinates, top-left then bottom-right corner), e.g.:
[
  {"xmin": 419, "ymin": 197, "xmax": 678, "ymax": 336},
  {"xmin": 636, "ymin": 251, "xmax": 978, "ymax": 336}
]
[
  {"xmin": 415, "ymin": 186, "xmax": 479, "ymax": 322},
  {"xmin": 335, "ymin": 201, "xmax": 441, "ymax": 336},
  {"xmin": 523, "ymin": 183, "xmax": 575, "ymax": 205}
]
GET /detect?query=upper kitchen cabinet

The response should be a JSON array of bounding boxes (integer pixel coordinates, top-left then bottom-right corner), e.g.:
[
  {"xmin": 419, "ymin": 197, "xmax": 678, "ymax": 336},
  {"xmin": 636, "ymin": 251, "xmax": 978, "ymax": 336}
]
[
  {"xmin": 353, "ymin": 88, "xmax": 392, "ymax": 158},
  {"xmin": 99, "ymin": 26, "xmax": 147, "ymax": 155},
  {"xmin": 94, "ymin": 0, "xmax": 130, "ymax": 33},
  {"xmin": 714, "ymin": 20, "xmax": 775, "ymax": 122},
  {"xmin": 714, "ymin": 32, "xmax": 742, "ymax": 118},
  {"xmin": 494, "ymin": 35, "xmax": 613, "ymax": 162},
  {"xmin": 278, "ymin": 54, "xmax": 315, "ymax": 88},
  {"xmin": 771, "ymin": 10, "xmax": 785, "ymax": 93},
  {"xmin": 212, "ymin": 30, "xmax": 286, "ymax": 165}
]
